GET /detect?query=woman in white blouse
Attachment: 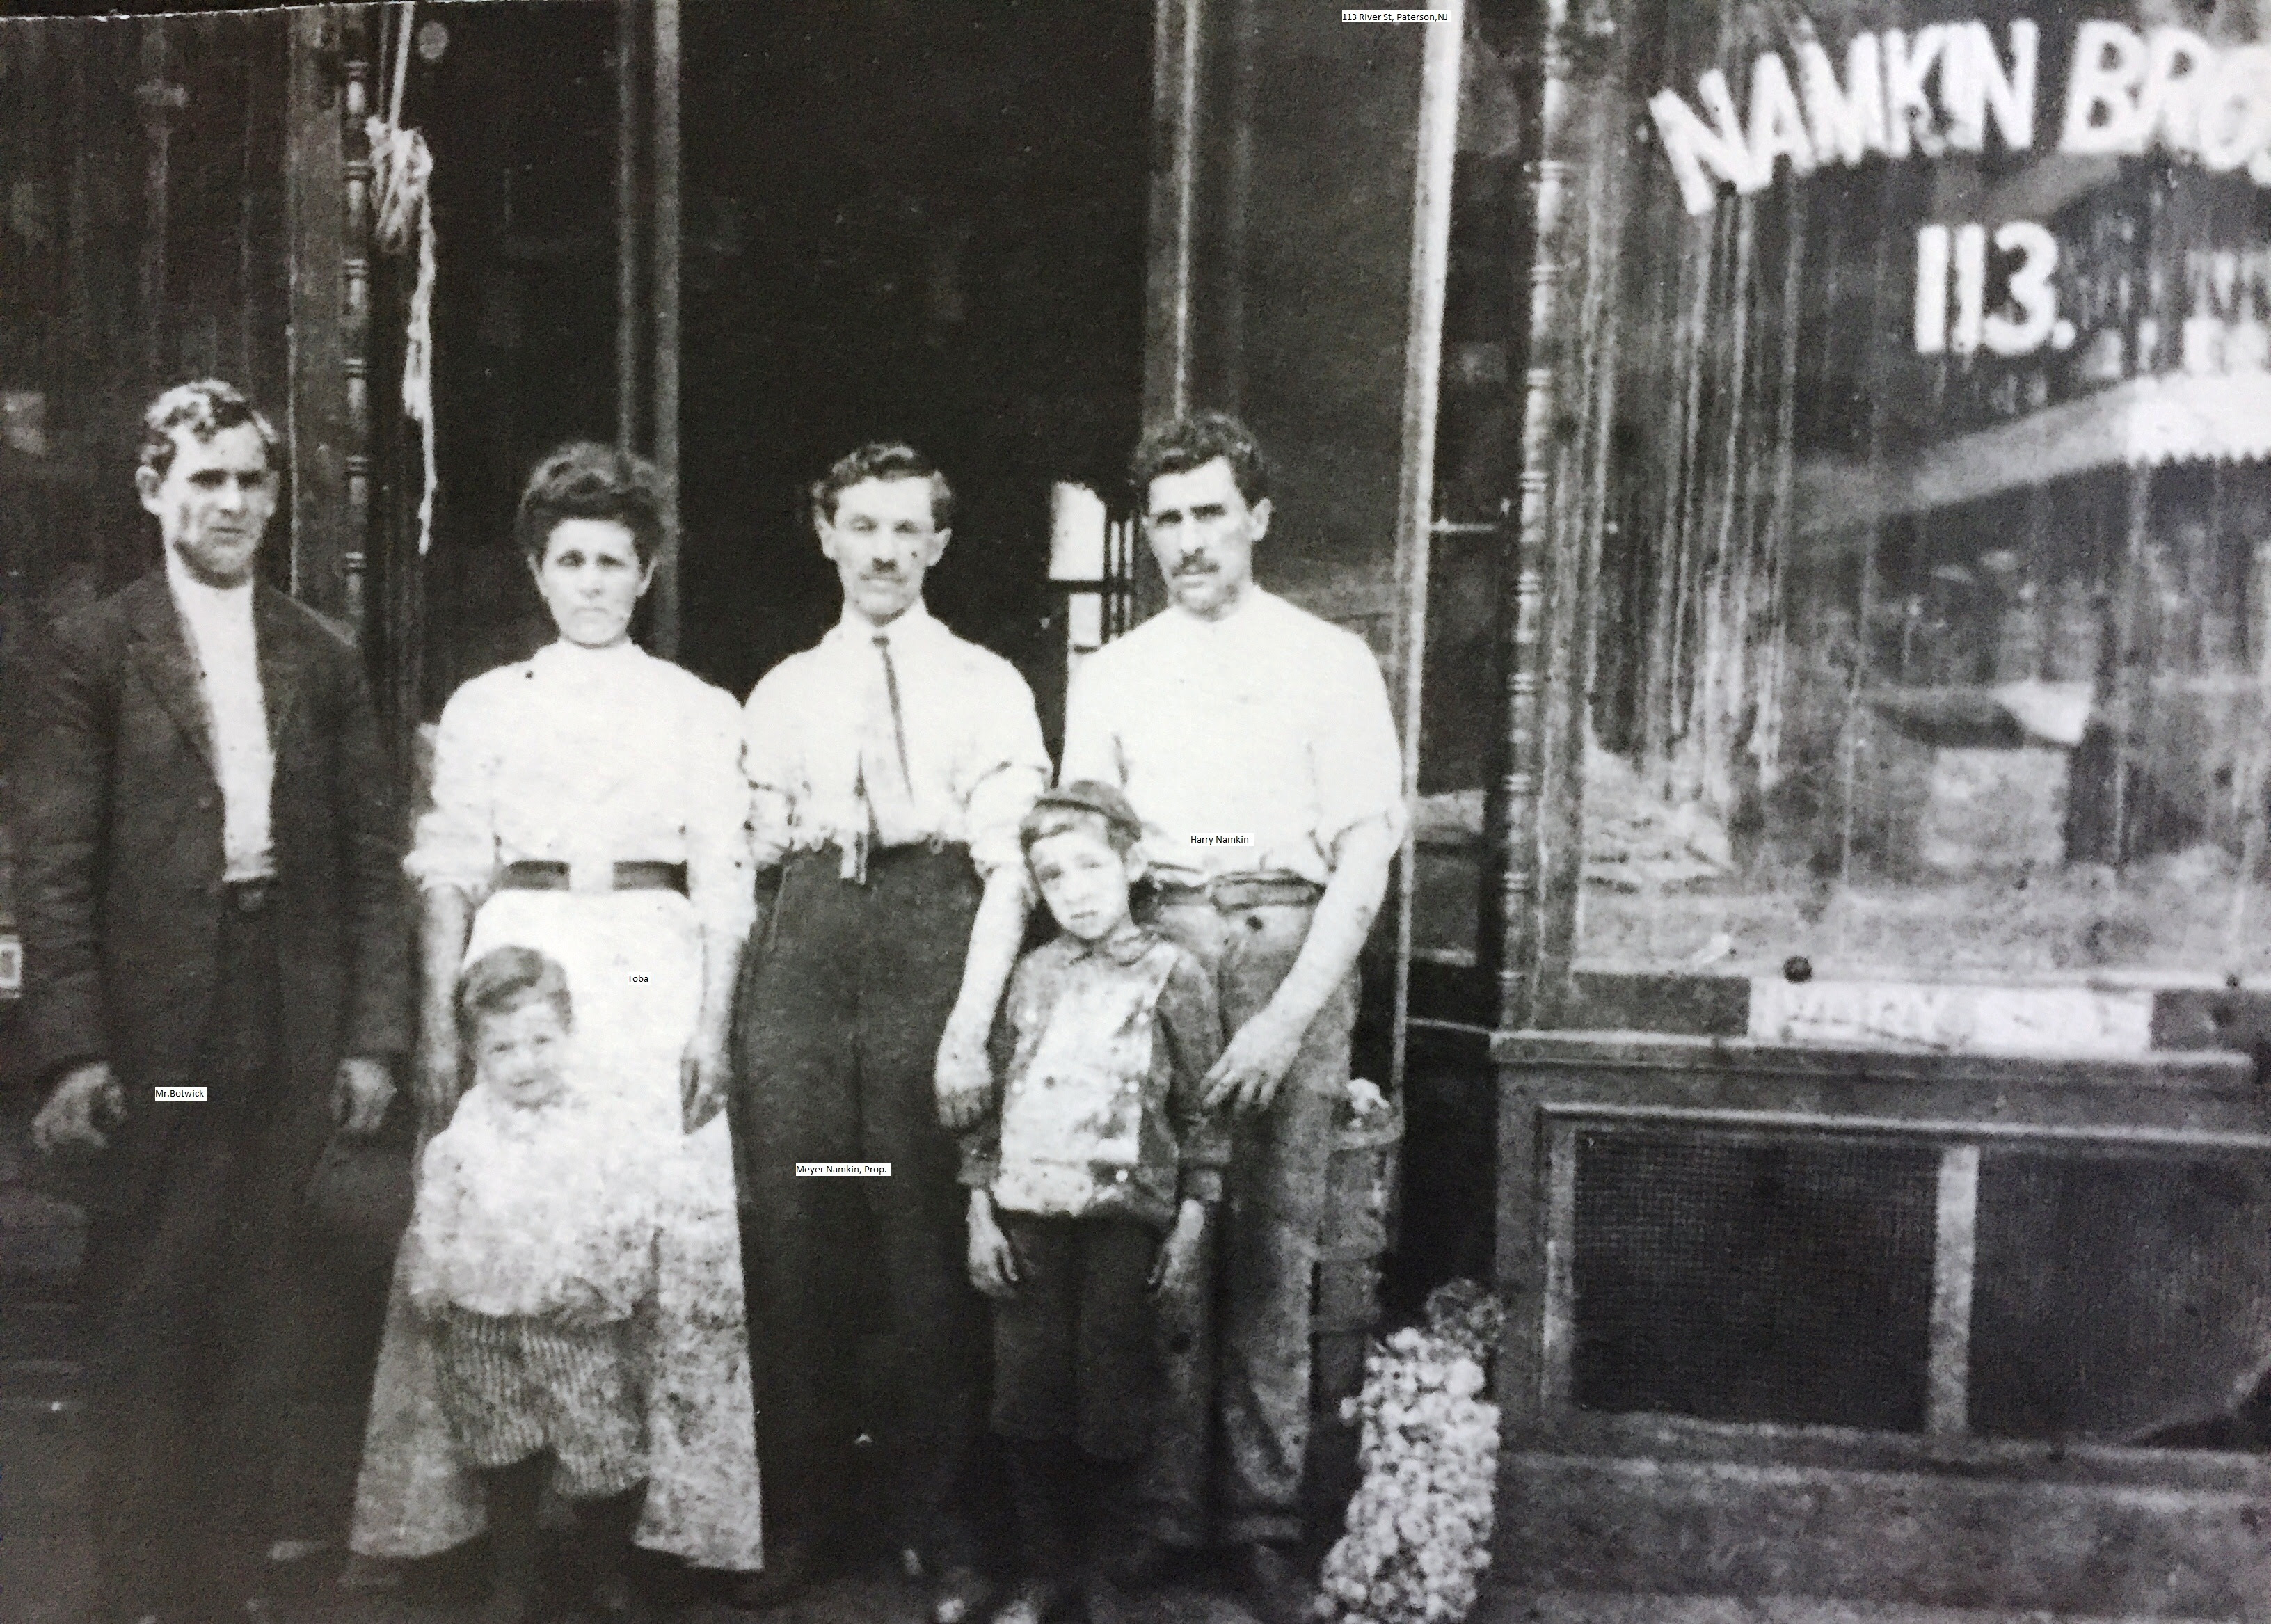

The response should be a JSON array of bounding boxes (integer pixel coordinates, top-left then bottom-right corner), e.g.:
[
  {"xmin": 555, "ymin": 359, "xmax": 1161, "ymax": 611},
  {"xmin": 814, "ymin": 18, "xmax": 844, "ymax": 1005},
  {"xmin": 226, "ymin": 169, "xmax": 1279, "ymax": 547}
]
[{"xmin": 348, "ymin": 443, "xmax": 762, "ymax": 1578}]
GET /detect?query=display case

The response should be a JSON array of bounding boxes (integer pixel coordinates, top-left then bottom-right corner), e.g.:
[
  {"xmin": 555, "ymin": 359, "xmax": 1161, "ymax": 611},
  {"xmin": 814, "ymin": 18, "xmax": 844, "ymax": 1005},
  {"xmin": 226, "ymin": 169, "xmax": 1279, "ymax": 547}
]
[
  {"xmin": 1571, "ymin": 17, "xmax": 2271, "ymax": 988},
  {"xmin": 1474, "ymin": 3, "xmax": 2271, "ymax": 1615}
]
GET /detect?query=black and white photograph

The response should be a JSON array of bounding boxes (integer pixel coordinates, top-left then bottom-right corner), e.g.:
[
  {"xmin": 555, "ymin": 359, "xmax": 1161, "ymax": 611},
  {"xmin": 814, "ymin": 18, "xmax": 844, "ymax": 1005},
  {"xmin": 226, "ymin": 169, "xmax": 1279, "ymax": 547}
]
[{"xmin": 5, "ymin": 3, "xmax": 2271, "ymax": 1624}]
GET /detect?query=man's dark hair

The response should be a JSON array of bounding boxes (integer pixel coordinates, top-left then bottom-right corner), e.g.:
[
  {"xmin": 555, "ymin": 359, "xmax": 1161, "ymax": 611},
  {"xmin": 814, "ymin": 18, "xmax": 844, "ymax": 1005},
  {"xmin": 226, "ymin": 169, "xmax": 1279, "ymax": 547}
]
[
  {"xmin": 1129, "ymin": 410, "xmax": 1271, "ymax": 509},
  {"xmin": 810, "ymin": 441, "xmax": 955, "ymax": 532},
  {"xmin": 454, "ymin": 945, "xmax": 574, "ymax": 1052},
  {"xmin": 138, "ymin": 379, "xmax": 280, "ymax": 481},
  {"xmin": 514, "ymin": 442, "xmax": 666, "ymax": 567}
]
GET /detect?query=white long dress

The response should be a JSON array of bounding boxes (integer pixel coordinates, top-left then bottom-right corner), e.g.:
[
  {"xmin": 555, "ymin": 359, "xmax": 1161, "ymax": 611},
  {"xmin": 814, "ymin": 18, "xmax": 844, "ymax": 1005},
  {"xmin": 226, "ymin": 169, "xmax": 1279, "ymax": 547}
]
[{"xmin": 349, "ymin": 638, "xmax": 762, "ymax": 1570}]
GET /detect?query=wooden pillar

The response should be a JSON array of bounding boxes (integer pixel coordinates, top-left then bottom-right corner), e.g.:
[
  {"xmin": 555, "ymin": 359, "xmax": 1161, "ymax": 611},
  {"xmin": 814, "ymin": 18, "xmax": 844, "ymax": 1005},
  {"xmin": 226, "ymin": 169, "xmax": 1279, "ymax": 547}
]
[
  {"xmin": 1387, "ymin": 10, "xmax": 1463, "ymax": 1094},
  {"xmin": 134, "ymin": 19, "xmax": 184, "ymax": 390},
  {"xmin": 342, "ymin": 7, "xmax": 374, "ymax": 637},
  {"xmin": 614, "ymin": 0, "xmax": 643, "ymax": 452},
  {"xmin": 1497, "ymin": 0, "xmax": 1579, "ymax": 1033},
  {"xmin": 651, "ymin": 0, "xmax": 683, "ymax": 660},
  {"xmin": 1142, "ymin": 0, "xmax": 1203, "ymax": 431},
  {"xmin": 285, "ymin": 7, "xmax": 349, "ymax": 616}
]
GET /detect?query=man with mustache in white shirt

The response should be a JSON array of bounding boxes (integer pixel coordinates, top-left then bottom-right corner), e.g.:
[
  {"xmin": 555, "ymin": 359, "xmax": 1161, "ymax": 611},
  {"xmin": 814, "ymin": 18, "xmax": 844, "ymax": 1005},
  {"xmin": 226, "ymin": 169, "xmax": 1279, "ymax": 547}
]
[{"xmin": 1060, "ymin": 411, "xmax": 1405, "ymax": 1624}]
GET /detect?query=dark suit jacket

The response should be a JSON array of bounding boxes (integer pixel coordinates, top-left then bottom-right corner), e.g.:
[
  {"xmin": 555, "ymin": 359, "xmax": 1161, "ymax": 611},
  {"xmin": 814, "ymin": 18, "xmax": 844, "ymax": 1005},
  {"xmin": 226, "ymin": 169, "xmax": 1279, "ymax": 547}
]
[{"xmin": 12, "ymin": 571, "xmax": 413, "ymax": 1211}]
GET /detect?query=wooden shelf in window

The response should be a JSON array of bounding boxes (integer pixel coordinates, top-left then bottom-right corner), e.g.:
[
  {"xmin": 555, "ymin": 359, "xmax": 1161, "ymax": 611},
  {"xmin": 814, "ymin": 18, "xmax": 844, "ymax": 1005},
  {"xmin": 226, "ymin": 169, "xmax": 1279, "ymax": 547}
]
[{"xmin": 1798, "ymin": 373, "xmax": 2271, "ymax": 539}]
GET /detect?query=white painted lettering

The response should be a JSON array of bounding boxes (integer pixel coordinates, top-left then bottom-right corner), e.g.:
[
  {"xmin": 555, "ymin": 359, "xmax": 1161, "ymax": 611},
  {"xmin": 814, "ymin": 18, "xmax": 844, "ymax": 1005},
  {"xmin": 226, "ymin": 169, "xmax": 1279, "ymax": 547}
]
[
  {"xmin": 2141, "ymin": 27, "xmax": 2215, "ymax": 154},
  {"xmin": 2061, "ymin": 20, "xmax": 2150, "ymax": 156},
  {"xmin": 1649, "ymin": 69, "xmax": 1761, "ymax": 216},
  {"xmin": 1799, "ymin": 33, "xmax": 1888, "ymax": 166},
  {"xmin": 2197, "ymin": 44, "xmax": 2271, "ymax": 173},
  {"xmin": 1747, "ymin": 49, "xmax": 1819, "ymax": 182},
  {"xmin": 1943, "ymin": 20, "xmax": 2037, "ymax": 154},
  {"xmin": 1984, "ymin": 221, "xmax": 2060, "ymax": 356},
  {"xmin": 1885, "ymin": 26, "xmax": 1951, "ymax": 160}
]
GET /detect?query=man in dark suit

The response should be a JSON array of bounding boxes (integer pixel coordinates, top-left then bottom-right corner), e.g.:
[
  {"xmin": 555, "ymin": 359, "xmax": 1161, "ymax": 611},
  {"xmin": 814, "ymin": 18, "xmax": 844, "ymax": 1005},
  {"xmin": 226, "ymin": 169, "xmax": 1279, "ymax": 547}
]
[{"xmin": 12, "ymin": 380, "xmax": 412, "ymax": 1624}]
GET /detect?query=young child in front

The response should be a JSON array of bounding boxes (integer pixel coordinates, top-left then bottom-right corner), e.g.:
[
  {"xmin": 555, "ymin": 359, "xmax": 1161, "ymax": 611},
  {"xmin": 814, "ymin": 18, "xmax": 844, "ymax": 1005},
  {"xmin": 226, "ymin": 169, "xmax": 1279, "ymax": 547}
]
[
  {"xmin": 962, "ymin": 781, "xmax": 1227, "ymax": 1624},
  {"xmin": 406, "ymin": 946, "xmax": 658, "ymax": 1624}
]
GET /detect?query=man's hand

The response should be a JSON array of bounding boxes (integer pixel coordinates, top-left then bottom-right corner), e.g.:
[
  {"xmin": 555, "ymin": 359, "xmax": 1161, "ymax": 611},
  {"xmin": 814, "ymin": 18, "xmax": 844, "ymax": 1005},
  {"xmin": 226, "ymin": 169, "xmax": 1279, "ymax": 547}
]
[
  {"xmin": 1201, "ymin": 1005, "xmax": 1309, "ymax": 1118},
  {"xmin": 934, "ymin": 1019, "xmax": 992, "ymax": 1131},
  {"xmin": 32, "ymin": 1061, "xmax": 124, "ymax": 1154},
  {"xmin": 1150, "ymin": 1198, "xmax": 1209, "ymax": 1297},
  {"xmin": 682, "ymin": 1031, "xmax": 729, "ymax": 1134},
  {"xmin": 333, "ymin": 1056, "xmax": 396, "ymax": 1136},
  {"xmin": 966, "ymin": 1190, "xmax": 1021, "ymax": 1299}
]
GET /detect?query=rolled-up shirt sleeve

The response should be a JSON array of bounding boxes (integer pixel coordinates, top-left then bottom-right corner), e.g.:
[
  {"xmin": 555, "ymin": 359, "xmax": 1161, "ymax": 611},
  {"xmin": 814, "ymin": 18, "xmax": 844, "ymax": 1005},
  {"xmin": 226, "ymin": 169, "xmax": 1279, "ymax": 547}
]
[
  {"xmin": 741, "ymin": 668, "xmax": 802, "ymax": 873},
  {"xmin": 685, "ymin": 685, "xmax": 758, "ymax": 940},
  {"xmin": 404, "ymin": 684, "xmax": 500, "ymax": 900},
  {"xmin": 1312, "ymin": 635, "xmax": 1409, "ymax": 861},
  {"xmin": 959, "ymin": 664, "xmax": 1052, "ymax": 879},
  {"xmin": 1057, "ymin": 660, "xmax": 1122, "ymax": 790}
]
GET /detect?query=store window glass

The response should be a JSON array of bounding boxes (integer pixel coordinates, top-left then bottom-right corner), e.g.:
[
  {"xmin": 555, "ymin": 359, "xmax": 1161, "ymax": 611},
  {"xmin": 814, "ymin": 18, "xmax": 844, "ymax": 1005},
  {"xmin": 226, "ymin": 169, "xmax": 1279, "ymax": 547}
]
[{"xmin": 1577, "ymin": 0, "xmax": 2271, "ymax": 983}]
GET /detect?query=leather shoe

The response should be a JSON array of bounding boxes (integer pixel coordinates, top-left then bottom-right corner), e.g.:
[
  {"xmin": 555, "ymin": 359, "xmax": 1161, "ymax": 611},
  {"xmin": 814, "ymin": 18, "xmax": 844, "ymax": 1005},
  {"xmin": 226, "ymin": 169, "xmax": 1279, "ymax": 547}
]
[
  {"xmin": 1230, "ymin": 1541, "xmax": 1317, "ymax": 1624},
  {"xmin": 930, "ymin": 1562, "xmax": 994, "ymax": 1624}
]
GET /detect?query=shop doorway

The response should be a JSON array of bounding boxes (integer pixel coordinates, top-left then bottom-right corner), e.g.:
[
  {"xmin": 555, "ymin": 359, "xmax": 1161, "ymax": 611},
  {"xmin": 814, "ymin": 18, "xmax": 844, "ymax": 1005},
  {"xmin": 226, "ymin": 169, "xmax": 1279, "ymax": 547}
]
[{"xmin": 411, "ymin": 1, "xmax": 1154, "ymax": 734}]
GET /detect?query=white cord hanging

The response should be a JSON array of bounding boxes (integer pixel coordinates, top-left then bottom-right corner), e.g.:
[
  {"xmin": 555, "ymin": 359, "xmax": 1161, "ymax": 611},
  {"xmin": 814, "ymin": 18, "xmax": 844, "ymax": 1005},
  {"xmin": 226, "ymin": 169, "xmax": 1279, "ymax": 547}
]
[{"xmin": 368, "ymin": 2, "xmax": 438, "ymax": 555}]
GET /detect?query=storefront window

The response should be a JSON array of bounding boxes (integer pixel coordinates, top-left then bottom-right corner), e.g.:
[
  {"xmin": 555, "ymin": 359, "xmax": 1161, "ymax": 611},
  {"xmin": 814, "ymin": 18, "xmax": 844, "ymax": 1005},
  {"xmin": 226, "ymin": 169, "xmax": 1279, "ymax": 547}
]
[{"xmin": 1575, "ymin": 1, "xmax": 2271, "ymax": 983}]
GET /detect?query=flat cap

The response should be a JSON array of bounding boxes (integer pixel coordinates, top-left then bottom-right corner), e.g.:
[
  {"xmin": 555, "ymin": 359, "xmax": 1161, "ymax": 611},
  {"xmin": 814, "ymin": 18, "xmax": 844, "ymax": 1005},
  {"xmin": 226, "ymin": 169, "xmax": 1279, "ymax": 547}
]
[{"xmin": 1021, "ymin": 779, "xmax": 1146, "ymax": 845}]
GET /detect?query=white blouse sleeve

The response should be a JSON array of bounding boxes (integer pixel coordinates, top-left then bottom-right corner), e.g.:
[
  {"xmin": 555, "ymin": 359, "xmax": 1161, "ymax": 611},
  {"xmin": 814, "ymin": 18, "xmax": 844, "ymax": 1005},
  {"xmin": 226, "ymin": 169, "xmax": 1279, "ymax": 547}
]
[
  {"xmin": 404, "ymin": 679, "xmax": 502, "ymax": 900},
  {"xmin": 742, "ymin": 665, "xmax": 804, "ymax": 872},
  {"xmin": 683, "ymin": 682, "xmax": 758, "ymax": 940}
]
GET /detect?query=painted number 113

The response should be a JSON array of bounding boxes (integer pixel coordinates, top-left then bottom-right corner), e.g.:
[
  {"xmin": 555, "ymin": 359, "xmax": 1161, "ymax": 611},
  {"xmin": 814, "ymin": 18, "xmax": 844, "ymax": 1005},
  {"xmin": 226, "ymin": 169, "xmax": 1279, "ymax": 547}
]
[{"xmin": 1915, "ymin": 221, "xmax": 2073, "ymax": 358}]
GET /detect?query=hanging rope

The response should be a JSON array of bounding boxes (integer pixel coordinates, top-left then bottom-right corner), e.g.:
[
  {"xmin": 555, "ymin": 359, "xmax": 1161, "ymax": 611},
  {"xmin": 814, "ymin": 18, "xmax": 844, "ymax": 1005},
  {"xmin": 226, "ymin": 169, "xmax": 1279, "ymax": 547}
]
[{"xmin": 368, "ymin": 1, "xmax": 438, "ymax": 554}]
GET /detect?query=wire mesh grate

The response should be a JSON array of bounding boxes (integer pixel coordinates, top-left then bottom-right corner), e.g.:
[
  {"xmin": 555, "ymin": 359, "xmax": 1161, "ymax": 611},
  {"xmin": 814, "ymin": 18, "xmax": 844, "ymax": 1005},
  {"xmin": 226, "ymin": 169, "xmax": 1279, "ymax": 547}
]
[{"xmin": 1569, "ymin": 1129, "xmax": 1939, "ymax": 1430}]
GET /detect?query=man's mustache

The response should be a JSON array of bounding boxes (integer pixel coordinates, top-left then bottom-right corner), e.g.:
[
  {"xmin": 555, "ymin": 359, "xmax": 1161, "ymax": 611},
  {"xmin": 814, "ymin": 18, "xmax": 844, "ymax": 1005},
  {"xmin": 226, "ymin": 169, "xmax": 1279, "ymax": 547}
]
[{"xmin": 1172, "ymin": 555, "xmax": 1218, "ymax": 576}]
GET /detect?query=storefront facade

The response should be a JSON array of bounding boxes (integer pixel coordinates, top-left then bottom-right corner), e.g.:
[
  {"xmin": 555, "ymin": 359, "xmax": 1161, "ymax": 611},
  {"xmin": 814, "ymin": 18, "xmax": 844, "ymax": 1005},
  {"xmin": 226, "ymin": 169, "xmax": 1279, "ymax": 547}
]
[{"xmin": 1458, "ymin": 1, "xmax": 2271, "ymax": 1612}]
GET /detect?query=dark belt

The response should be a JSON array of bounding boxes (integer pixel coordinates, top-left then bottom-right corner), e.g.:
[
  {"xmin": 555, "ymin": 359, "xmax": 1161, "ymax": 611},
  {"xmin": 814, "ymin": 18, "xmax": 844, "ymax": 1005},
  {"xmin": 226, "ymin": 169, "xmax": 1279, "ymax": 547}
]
[
  {"xmin": 224, "ymin": 877, "xmax": 276, "ymax": 916},
  {"xmin": 497, "ymin": 860, "xmax": 689, "ymax": 894},
  {"xmin": 1152, "ymin": 873, "xmax": 1324, "ymax": 911}
]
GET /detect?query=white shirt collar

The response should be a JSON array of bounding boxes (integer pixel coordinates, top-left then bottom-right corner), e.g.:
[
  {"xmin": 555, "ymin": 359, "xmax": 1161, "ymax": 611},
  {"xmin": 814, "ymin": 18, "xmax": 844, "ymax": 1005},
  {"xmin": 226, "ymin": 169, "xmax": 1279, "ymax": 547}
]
[
  {"xmin": 163, "ymin": 543, "xmax": 256, "ymax": 623},
  {"xmin": 831, "ymin": 598, "xmax": 938, "ymax": 646},
  {"xmin": 532, "ymin": 636, "xmax": 645, "ymax": 673},
  {"xmin": 1161, "ymin": 582, "xmax": 1272, "ymax": 636}
]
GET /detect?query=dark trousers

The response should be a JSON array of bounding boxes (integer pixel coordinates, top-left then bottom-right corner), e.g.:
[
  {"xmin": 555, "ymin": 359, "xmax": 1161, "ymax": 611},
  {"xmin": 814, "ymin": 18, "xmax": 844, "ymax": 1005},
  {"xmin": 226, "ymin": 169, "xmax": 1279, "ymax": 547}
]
[
  {"xmin": 731, "ymin": 845, "xmax": 988, "ymax": 1567},
  {"xmin": 1143, "ymin": 897, "xmax": 1356, "ymax": 1549},
  {"xmin": 81, "ymin": 898, "xmax": 297, "ymax": 1618},
  {"xmin": 990, "ymin": 1214, "xmax": 1158, "ymax": 1461}
]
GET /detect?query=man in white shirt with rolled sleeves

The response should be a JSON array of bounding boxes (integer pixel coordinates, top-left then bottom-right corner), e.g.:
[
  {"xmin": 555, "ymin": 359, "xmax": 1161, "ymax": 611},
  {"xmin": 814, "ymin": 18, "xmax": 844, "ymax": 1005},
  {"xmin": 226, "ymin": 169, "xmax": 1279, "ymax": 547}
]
[
  {"xmin": 731, "ymin": 442, "xmax": 1049, "ymax": 1621},
  {"xmin": 1061, "ymin": 411, "xmax": 1405, "ymax": 1624}
]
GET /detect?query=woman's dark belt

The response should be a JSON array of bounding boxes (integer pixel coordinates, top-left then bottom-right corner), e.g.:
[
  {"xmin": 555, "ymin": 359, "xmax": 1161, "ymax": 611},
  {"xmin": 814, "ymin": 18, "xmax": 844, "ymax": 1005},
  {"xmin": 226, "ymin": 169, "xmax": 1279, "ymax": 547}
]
[
  {"xmin": 497, "ymin": 859, "xmax": 688, "ymax": 894},
  {"xmin": 1152, "ymin": 872, "xmax": 1324, "ymax": 911}
]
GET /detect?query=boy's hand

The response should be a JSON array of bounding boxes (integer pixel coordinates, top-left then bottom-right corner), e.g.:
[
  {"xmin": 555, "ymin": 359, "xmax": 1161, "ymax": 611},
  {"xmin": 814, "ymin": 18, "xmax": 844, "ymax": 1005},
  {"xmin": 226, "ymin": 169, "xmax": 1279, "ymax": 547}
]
[
  {"xmin": 1150, "ymin": 1199, "xmax": 1209, "ymax": 1297},
  {"xmin": 966, "ymin": 1190, "xmax": 1020, "ymax": 1299},
  {"xmin": 934, "ymin": 1020, "xmax": 991, "ymax": 1129}
]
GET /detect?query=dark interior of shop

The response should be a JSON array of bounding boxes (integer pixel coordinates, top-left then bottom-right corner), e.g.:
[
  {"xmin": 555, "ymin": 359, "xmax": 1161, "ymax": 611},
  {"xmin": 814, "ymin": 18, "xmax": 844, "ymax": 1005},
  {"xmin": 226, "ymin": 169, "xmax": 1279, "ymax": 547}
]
[{"xmin": 411, "ymin": 0, "xmax": 1154, "ymax": 738}]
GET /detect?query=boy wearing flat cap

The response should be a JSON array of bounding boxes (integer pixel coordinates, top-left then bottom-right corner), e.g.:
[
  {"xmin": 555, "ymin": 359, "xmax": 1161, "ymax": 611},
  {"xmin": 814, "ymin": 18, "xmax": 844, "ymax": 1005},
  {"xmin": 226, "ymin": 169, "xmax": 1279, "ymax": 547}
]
[{"xmin": 959, "ymin": 782, "xmax": 1227, "ymax": 1624}]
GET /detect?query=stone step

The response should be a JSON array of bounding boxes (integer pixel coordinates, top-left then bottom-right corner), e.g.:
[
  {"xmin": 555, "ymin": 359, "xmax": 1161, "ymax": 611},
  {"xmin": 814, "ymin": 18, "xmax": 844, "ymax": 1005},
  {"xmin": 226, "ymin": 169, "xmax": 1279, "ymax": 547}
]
[
  {"xmin": 1497, "ymin": 1449, "xmax": 2271, "ymax": 1619},
  {"xmin": 1487, "ymin": 1591, "xmax": 2239, "ymax": 1624}
]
